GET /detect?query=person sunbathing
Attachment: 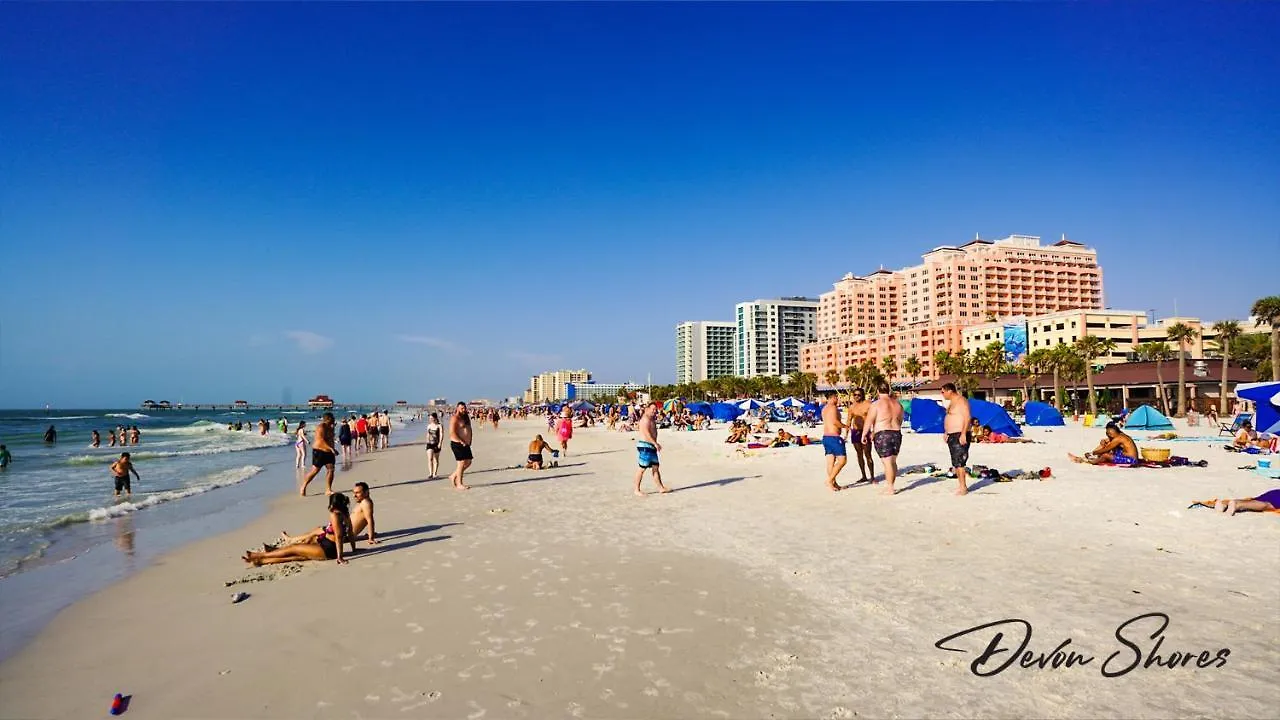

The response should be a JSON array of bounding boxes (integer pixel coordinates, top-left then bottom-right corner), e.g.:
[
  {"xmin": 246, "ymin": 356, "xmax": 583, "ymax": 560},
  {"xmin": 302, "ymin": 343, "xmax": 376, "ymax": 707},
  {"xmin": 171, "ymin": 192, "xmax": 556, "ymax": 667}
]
[
  {"xmin": 726, "ymin": 421, "xmax": 750, "ymax": 444},
  {"xmin": 526, "ymin": 434, "xmax": 555, "ymax": 469},
  {"xmin": 969, "ymin": 419, "xmax": 989, "ymax": 443},
  {"xmin": 248, "ymin": 493, "xmax": 352, "ymax": 565},
  {"xmin": 1069, "ymin": 422, "xmax": 1140, "ymax": 465},
  {"xmin": 276, "ymin": 483, "xmax": 377, "ymax": 550},
  {"xmin": 1209, "ymin": 489, "xmax": 1280, "ymax": 516},
  {"xmin": 751, "ymin": 416, "xmax": 769, "ymax": 433},
  {"xmin": 767, "ymin": 428, "xmax": 796, "ymax": 448}
]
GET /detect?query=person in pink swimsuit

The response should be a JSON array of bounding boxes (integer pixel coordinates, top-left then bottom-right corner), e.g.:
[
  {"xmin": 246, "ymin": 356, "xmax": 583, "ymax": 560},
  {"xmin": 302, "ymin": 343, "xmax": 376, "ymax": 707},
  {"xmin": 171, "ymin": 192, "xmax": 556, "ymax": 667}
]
[{"xmin": 557, "ymin": 406, "xmax": 574, "ymax": 455}]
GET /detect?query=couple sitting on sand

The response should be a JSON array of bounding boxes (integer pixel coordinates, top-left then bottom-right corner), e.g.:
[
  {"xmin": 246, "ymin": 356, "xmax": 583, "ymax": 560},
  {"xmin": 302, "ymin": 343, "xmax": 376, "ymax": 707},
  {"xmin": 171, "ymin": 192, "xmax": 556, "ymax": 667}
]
[{"xmin": 242, "ymin": 482, "xmax": 378, "ymax": 566}]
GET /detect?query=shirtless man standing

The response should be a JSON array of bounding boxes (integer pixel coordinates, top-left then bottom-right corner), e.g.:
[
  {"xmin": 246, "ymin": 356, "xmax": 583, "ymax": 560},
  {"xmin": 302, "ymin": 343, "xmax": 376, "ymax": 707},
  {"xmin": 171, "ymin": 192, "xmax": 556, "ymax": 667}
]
[
  {"xmin": 110, "ymin": 452, "xmax": 141, "ymax": 498},
  {"xmin": 448, "ymin": 402, "xmax": 474, "ymax": 490},
  {"xmin": 940, "ymin": 383, "xmax": 971, "ymax": 496},
  {"xmin": 862, "ymin": 382, "xmax": 904, "ymax": 495},
  {"xmin": 847, "ymin": 388, "xmax": 875, "ymax": 483},
  {"xmin": 820, "ymin": 391, "xmax": 848, "ymax": 492},
  {"xmin": 634, "ymin": 400, "xmax": 671, "ymax": 496},
  {"xmin": 299, "ymin": 413, "xmax": 338, "ymax": 497}
]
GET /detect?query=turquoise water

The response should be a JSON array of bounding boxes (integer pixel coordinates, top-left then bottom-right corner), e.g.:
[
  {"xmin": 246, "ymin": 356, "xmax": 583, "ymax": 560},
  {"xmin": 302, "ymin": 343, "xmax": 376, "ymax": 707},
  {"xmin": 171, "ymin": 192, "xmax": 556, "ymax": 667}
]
[{"xmin": 0, "ymin": 407, "xmax": 393, "ymax": 576}]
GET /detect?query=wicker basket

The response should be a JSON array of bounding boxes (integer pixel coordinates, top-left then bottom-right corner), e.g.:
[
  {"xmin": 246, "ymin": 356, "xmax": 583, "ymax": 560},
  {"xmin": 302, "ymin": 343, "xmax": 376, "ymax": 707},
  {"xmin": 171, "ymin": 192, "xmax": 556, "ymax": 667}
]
[{"xmin": 1140, "ymin": 448, "xmax": 1171, "ymax": 463}]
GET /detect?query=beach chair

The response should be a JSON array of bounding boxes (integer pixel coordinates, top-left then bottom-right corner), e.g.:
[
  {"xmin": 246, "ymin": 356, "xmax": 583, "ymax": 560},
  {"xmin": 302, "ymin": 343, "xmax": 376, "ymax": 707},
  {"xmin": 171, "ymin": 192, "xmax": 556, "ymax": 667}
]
[{"xmin": 1219, "ymin": 413, "xmax": 1252, "ymax": 436}]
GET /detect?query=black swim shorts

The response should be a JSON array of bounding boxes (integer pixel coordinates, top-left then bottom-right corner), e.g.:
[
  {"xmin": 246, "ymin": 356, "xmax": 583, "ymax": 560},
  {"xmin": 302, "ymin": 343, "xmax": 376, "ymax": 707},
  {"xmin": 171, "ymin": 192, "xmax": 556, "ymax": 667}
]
[
  {"xmin": 946, "ymin": 432, "xmax": 970, "ymax": 469},
  {"xmin": 379, "ymin": 426, "xmax": 389, "ymax": 436},
  {"xmin": 113, "ymin": 475, "xmax": 131, "ymax": 494},
  {"xmin": 451, "ymin": 441, "xmax": 473, "ymax": 462},
  {"xmin": 872, "ymin": 430, "xmax": 902, "ymax": 459},
  {"xmin": 311, "ymin": 449, "xmax": 336, "ymax": 468}
]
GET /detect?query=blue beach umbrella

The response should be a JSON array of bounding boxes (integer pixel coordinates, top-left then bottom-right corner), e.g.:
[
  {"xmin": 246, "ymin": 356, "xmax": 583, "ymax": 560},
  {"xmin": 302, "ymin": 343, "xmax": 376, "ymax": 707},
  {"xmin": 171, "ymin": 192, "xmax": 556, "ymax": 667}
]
[{"xmin": 736, "ymin": 399, "xmax": 765, "ymax": 411}]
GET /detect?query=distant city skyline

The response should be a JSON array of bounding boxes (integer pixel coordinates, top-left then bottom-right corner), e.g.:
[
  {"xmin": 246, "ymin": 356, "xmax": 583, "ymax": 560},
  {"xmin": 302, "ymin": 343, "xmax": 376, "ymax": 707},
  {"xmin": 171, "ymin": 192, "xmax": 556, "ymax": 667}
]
[{"xmin": 2, "ymin": 2, "xmax": 1276, "ymax": 407}]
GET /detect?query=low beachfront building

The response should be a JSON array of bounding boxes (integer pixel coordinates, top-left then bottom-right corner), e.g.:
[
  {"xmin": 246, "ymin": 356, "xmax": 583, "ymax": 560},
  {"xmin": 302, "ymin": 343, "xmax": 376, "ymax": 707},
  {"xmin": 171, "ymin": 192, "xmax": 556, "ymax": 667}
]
[
  {"xmin": 565, "ymin": 382, "xmax": 644, "ymax": 402},
  {"xmin": 961, "ymin": 310, "xmax": 1207, "ymax": 362},
  {"xmin": 913, "ymin": 360, "xmax": 1254, "ymax": 414}
]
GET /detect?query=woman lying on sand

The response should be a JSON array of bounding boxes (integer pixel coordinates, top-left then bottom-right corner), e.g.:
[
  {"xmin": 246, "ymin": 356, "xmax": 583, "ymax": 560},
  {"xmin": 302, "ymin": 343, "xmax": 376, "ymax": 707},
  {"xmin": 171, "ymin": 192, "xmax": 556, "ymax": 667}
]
[
  {"xmin": 244, "ymin": 493, "xmax": 353, "ymax": 566},
  {"xmin": 1205, "ymin": 489, "xmax": 1280, "ymax": 516}
]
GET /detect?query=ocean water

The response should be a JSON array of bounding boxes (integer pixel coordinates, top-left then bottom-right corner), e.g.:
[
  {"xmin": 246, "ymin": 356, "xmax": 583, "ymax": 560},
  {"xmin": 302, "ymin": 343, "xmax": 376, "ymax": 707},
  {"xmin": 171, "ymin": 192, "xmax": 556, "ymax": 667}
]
[{"xmin": 0, "ymin": 408, "xmax": 400, "ymax": 577}]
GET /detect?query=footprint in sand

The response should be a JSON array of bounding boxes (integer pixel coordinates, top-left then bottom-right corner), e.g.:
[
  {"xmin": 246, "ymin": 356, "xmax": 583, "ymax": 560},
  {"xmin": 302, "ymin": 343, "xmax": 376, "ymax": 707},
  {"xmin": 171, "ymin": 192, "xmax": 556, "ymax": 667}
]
[
  {"xmin": 407, "ymin": 622, "xmax": 424, "ymax": 634},
  {"xmin": 827, "ymin": 707, "xmax": 856, "ymax": 719}
]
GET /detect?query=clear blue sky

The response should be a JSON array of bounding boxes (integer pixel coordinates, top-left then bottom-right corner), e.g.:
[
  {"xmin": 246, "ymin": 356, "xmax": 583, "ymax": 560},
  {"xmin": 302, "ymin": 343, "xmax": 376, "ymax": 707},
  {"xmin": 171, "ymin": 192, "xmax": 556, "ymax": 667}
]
[{"xmin": 2, "ymin": 2, "xmax": 1277, "ymax": 408}]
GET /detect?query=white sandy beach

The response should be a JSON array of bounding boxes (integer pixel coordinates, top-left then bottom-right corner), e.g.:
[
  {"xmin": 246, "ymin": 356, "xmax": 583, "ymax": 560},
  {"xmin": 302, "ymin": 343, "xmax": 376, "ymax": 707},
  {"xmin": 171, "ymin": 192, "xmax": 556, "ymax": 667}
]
[{"xmin": 0, "ymin": 416, "xmax": 1276, "ymax": 719}]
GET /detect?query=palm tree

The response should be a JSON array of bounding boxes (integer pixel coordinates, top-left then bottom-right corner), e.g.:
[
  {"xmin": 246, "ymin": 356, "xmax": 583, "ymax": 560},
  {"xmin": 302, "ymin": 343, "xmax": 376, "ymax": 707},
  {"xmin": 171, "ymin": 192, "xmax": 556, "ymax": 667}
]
[
  {"xmin": 843, "ymin": 365, "xmax": 859, "ymax": 390},
  {"xmin": 790, "ymin": 371, "xmax": 818, "ymax": 400},
  {"xmin": 858, "ymin": 359, "xmax": 883, "ymax": 391},
  {"xmin": 1166, "ymin": 322, "xmax": 1199, "ymax": 417},
  {"xmin": 903, "ymin": 355, "xmax": 922, "ymax": 389},
  {"xmin": 1075, "ymin": 335, "xmax": 1117, "ymax": 415},
  {"xmin": 1252, "ymin": 296, "xmax": 1280, "ymax": 382},
  {"xmin": 881, "ymin": 355, "xmax": 898, "ymax": 384},
  {"xmin": 975, "ymin": 341, "xmax": 1007, "ymax": 401},
  {"xmin": 1135, "ymin": 342, "xmax": 1172, "ymax": 415},
  {"xmin": 1047, "ymin": 343, "xmax": 1075, "ymax": 409},
  {"xmin": 933, "ymin": 350, "xmax": 954, "ymax": 377},
  {"xmin": 823, "ymin": 368, "xmax": 841, "ymax": 390},
  {"xmin": 1212, "ymin": 320, "xmax": 1242, "ymax": 415},
  {"xmin": 1025, "ymin": 349, "xmax": 1051, "ymax": 403}
]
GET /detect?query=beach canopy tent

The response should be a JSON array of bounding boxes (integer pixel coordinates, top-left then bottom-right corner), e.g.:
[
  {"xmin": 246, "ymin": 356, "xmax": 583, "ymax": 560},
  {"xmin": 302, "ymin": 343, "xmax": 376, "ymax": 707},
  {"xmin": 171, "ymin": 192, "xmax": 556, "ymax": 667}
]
[
  {"xmin": 969, "ymin": 399, "xmax": 1022, "ymax": 437},
  {"xmin": 570, "ymin": 401, "xmax": 595, "ymax": 411},
  {"xmin": 711, "ymin": 402, "xmax": 744, "ymax": 421},
  {"xmin": 1124, "ymin": 404, "xmax": 1175, "ymax": 431},
  {"xmin": 774, "ymin": 397, "xmax": 804, "ymax": 408},
  {"xmin": 1236, "ymin": 381, "xmax": 1280, "ymax": 434},
  {"xmin": 802, "ymin": 402, "xmax": 820, "ymax": 415},
  {"xmin": 910, "ymin": 398, "xmax": 945, "ymax": 434},
  {"xmin": 737, "ymin": 399, "xmax": 766, "ymax": 410},
  {"xmin": 686, "ymin": 401, "xmax": 713, "ymax": 416},
  {"xmin": 1024, "ymin": 401, "xmax": 1065, "ymax": 426}
]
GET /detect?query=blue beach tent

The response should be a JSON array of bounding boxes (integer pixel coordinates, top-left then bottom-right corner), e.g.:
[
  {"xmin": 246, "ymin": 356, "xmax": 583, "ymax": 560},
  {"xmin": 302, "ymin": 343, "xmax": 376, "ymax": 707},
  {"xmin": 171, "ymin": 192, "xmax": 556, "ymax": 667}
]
[
  {"xmin": 969, "ymin": 399, "xmax": 1023, "ymax": 437},
  {"xmin": 802, "ymin": 402, "xmax": 820, "ymax": 415},
  {"xmin": 1124, "ymin": 404, "xmax": 1175, "ymax": 431},
  {"xmin": 710, "ymin": 402, "xmax": 744, "ymax": 421},
  {"xmin": 1236, "ymin": 381, "xmax": 1280, "ymax": 434},
  {"xmin": 909, "ymin": 398, "xmax": 945, "ymax": 434},
  {"xmin": 1024, "ymin": 401, "xmax": 1065, "ymax": 426},
  {"xmin": 686, "ymin": 401, "xmax": 713, "ymax": 416}
]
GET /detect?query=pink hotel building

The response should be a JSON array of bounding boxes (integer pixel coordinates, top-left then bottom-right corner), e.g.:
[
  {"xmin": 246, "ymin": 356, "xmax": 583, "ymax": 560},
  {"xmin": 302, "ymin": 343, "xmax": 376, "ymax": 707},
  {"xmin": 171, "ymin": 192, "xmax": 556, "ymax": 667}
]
[{"xmin": 800, "ymin": 234, "xmax": 1104, "ymax": 382}]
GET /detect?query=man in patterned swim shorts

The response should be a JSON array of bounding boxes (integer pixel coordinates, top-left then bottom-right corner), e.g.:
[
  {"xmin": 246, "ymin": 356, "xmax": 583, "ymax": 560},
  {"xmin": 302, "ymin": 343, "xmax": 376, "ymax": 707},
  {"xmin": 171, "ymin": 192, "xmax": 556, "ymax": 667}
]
[{"xmin": 862, "ymin": 381, "xmax": 904, "ymax": 495}]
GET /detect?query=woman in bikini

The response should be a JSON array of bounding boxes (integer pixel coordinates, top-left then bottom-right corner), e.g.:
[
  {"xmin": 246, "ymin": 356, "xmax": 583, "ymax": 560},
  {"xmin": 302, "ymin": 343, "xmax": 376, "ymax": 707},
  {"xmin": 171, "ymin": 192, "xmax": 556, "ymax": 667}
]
[
  {"xmin": 244, "ymin": 493, "xmax": 351, "ymax": 566},
  {"xmin": 294, "ymin": 420, "xmax": 309, "ymax": 468},
  {"xmin": 424, "ymin": 412, "xmax": 443, "ymax": 479}
]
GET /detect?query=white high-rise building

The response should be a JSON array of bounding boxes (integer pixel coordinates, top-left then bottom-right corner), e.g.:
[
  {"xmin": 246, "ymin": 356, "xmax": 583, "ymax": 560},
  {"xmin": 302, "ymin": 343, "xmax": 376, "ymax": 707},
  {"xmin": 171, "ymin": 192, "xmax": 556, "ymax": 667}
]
[
  {"xmin": 675, "ymin": 321, "xmax": 737, "ymax": 384},
  {"xmin": 735, "ymin": 298, "xmax": 819, "ymax": 377}
]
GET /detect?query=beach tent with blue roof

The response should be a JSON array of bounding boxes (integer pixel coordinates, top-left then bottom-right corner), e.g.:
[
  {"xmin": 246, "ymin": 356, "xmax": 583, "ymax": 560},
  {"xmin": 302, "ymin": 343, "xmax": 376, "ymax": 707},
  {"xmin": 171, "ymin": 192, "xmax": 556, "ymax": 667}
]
[
  {"xmin": 737, "ymin": 399, "xmax": 766, "ymax": 410},
  {"xmin": 1124, "ymin": 404, "xmax": 1175, "ymax": 431},
  {"xmin": 802, "ymin": 402, "xmax": 820, "ymax": 415},
  {"xmin": 686, "ymin": 401, "xmax": 713, "ymax": 416},
  {"xmin": 1024, "ymin": 401, "xmax": 1065, "ymax": 426},
  {"xmin": 969, "ymin": 399, "xmax": 1022, "ymax": 437},
  {"xmin": 1236, "ymin": 381, "xmax": 1280, "ymax": 434},
  {"xmin": 909, "ymin": 398, "xmax": 945, "ymax": 433},
  {"xmin": 711, "ymin": 402, "xmax": 744, "ymax": 421}
]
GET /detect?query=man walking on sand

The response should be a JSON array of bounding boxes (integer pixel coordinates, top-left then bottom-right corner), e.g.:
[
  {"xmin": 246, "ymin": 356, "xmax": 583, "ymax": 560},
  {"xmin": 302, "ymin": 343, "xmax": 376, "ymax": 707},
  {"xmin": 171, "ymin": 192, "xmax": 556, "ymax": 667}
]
[
  {"xmin": 862, "ymin": 381, "xmax": 904, "ymax": 495},
  {"xmin": 941, "ymin": 383, "xmax": 971, "ymax": 496},
  {"xmin": 448, "ymin": 402, "xmax": 474, "ymax": 491},
  {"xmin": 634, "ymin": 400, "xmax": 670, "ymax": 496},
  {"xmin": 848, "ymin": 388, "xmax": 875, "ymax": 483},
  {"xmin": 299, "ymin": 412, "xmax": 338, "ymax": 497},
  {"xmin": 820, "ymin": 390, "xmax": 848, "ymax": 492}
]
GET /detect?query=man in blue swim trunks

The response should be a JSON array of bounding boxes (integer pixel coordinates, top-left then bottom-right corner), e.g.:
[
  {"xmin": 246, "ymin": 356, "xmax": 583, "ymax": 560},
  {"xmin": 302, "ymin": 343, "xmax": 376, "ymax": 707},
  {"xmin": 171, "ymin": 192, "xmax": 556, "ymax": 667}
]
[
  {"xmin": 634, "ymin": 400, "xmax": 671, "ymax": 497},
  {"xmin": 1069, "ymin": 422, "xmax": 1140, "ymax": 465},
  {"xmin": 821, "ymin": 391, "xmax": 849, "ymax": 492}
]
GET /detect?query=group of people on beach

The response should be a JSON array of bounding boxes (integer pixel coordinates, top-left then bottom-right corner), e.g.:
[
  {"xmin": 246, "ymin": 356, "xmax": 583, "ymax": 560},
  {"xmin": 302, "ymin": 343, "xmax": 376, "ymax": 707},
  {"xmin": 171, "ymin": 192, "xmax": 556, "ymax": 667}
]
[
  {"xmin": 89, "ymin": 425, "xmax": 141, "ymax": 448},
  {"xmin": 821, "ymin": 382, "xmax": 974, "ymax": 496}
]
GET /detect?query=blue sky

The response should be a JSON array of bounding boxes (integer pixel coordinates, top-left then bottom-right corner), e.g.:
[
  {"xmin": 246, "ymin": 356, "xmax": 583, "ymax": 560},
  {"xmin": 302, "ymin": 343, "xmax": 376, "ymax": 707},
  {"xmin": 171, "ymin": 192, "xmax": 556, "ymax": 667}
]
[{"xmin": 2, "ymin": 2, "xmax": 1277, "ymax": 408}]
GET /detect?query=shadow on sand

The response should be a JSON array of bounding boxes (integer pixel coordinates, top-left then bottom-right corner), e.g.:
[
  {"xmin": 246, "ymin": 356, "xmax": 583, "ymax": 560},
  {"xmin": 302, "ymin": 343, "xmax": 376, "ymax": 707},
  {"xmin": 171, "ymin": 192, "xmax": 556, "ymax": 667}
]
[
  {"xmin": 671, "ymin": 475, "xmax": 761, "ymax": 493},
  {"xmin": 355, "ymin": 522, "xmax": 461, "ymax": 559},
  {"xmin": 476, "ymin": 472, "xmax": 588, "ymax": 488}
]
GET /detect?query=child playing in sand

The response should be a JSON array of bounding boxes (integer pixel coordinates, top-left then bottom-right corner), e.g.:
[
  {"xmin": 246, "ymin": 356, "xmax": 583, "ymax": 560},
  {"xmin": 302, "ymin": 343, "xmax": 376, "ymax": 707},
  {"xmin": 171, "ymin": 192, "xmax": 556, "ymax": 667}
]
[{"xmin": 526, "ymin": 434, "xmax": 555, "ymax": 470}]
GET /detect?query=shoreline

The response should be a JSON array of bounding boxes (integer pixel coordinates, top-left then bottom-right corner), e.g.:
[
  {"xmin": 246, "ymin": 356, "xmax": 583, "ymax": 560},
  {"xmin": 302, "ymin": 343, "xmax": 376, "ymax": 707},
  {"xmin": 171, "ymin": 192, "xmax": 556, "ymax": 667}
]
[{"xmin": 1, "ymin": 418, "xmax": 1276, "ymax": 718}]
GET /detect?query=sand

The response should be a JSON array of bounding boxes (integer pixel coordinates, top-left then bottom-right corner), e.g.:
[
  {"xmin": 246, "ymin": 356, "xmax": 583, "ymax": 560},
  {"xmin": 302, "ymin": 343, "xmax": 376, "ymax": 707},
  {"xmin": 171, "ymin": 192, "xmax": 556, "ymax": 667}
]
[{"xmin": 0, "ymin": 416, "xmax": 1276, "ymax": 719}]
